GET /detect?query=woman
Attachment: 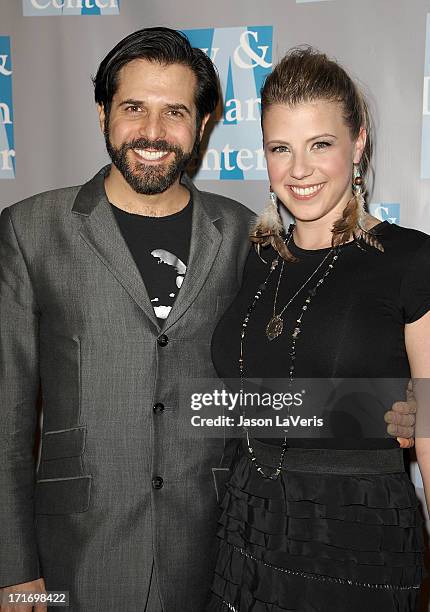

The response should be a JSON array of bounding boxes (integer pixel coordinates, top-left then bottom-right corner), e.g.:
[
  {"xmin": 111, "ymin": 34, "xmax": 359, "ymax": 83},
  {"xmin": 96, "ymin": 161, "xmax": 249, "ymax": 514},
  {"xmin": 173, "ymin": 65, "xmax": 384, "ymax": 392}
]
[{"xmin": 207, "ymin": 47, "xmax": 430, "ymax": 611}]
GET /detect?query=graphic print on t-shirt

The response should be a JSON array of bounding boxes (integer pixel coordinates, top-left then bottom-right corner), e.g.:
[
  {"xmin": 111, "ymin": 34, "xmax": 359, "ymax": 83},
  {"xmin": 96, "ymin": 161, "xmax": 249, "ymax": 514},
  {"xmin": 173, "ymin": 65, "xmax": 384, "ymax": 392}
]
[
  {"xmin": 150, "ymin": 249, "xmax": 187, "ymax": 319},
  {"xmin": 111, "ymin": 196, "xmax": 193, "ymax": 323}
]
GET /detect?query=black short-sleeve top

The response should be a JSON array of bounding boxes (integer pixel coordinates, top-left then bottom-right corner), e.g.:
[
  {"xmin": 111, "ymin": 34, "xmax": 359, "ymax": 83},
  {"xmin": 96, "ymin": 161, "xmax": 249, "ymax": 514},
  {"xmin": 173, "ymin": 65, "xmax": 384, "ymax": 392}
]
[{"xmin": 211, "ymin": 222, "xmax": 430, "ymax": 449}]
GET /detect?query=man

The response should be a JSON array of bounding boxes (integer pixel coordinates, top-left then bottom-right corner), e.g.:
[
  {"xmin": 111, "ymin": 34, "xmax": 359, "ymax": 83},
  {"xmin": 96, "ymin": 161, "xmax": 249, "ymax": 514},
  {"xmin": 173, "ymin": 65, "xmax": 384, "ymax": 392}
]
[{"xmin": 0, "ymin": 28, "xmax": 416, "ymax": 612}]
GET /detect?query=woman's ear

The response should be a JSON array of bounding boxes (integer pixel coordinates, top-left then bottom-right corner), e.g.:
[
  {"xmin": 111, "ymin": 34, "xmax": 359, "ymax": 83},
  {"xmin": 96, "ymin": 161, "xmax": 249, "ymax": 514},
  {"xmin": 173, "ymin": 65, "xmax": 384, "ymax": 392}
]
[{"xmin": 353, "ymin": 126, "xmax": 367, "ymax": 164}]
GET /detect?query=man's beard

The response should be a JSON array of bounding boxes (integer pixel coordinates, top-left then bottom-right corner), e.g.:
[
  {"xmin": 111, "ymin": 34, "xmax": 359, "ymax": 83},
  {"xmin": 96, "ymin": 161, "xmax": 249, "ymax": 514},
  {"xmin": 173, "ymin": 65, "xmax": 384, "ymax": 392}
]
[{"xmin": 104, "ymin": 127, "xmax": 199, "ymax": 195}]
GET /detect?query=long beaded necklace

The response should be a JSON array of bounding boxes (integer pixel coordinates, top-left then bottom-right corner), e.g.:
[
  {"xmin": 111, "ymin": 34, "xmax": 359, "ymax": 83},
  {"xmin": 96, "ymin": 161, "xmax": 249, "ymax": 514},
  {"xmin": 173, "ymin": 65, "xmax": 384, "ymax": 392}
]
[
  {"xmin": 266, "ymin": 237, "xmax": 336, "ymax": 341},
  {"xmin": 239, "ymin": 226, "xmax": 342, "ymax": 480}
]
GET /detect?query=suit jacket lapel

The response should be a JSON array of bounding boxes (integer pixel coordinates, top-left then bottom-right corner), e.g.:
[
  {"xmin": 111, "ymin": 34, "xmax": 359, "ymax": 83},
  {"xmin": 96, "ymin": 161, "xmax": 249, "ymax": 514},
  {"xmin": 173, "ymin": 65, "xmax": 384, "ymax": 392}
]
[
  {"xmin": 72, "ymin": 166, "xmax": 160, "ymax": 330},
  {"xmin": 72, "ymin": 167, "xmax": 223, "ymax": 332},
  {"xmin": 162, "ymin": 174, "xmax": 222, "ymax": 332}
]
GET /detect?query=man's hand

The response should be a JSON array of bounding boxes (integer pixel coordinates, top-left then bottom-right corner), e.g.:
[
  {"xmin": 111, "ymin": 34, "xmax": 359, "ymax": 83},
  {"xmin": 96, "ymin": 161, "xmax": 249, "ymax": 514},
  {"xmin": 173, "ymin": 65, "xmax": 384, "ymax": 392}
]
[
  {"xmin": 0, "ymin": 578, "xmax": 47, "ymax": 612},
  {"xmin": 384, "ymin": 380, "xmax": 417, "ymax": 449}
]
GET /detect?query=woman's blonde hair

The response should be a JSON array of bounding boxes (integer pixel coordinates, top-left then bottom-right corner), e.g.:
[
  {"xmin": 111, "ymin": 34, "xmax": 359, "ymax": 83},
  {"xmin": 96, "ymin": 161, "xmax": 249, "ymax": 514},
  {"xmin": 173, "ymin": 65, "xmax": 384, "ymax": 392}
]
[{"xmin": 251, "ymin": 46, "xmax": 377, "ymax": 260}]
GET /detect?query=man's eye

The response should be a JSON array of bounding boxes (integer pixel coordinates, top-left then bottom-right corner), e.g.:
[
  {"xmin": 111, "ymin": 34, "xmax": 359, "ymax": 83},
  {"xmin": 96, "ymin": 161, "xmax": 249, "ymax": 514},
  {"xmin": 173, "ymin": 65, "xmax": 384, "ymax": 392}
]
[
  {"xmin": 126, "ymin": 105, "xmax": 141, "ymax": 113},
  {"xmin": 167, "ymin": 110, "xmax": 183, "ymax": 118},
  {"xmin": 312, "ymin": 141, "xmax": 331, "ymax": 150}
]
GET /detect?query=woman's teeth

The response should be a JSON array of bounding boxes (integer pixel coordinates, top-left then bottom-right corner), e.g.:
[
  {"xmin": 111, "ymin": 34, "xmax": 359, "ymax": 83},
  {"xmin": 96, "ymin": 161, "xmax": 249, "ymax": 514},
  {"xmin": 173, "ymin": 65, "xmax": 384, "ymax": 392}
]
[{"xmin": 290, "ymin": 183, "xmax": 324, "ymax": 196}]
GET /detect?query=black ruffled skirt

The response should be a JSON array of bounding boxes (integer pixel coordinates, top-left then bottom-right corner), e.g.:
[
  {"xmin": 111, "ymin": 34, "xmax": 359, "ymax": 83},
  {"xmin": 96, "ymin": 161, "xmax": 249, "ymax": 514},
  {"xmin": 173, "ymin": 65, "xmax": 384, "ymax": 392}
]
[{"xmin": 206, "ymin": 441, "xmax": 425, "ymax": 611}]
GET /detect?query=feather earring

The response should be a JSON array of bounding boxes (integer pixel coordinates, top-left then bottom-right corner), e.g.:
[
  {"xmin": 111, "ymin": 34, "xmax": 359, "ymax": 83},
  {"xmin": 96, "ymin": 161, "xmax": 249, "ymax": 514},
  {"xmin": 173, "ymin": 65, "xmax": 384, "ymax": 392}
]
[
  {"xmin": 250, "ymin": 189, "xmax": 297, "ymax": 262},
  {"xmin": 250, "ymin": 189, "xmax": 284, "ymax": 245},
  {"xmin": 353, "ymin": 164, "xmax": 366, "ymax": 230},
  {"xmin": 353, "ymin": 164, "xmax": 384, "ymax": 252}
]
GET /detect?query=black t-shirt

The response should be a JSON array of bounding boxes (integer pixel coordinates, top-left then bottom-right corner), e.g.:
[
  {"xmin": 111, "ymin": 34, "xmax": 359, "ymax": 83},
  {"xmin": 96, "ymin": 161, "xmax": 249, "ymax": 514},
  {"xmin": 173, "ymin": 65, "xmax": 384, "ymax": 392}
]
[
  {"xmin": 111, "ymin": 197, "xmax": 193, "ymax": 322},
  {"xmin": 211, "ymin": 222, "xmax": 430, "ymax": 449}
]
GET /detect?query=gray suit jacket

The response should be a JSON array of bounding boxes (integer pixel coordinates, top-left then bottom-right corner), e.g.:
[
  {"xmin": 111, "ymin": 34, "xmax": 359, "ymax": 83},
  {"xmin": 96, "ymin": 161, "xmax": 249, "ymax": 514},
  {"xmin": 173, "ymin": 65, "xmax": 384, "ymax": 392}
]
[{"xmin": 0, "ymin": 167, "xmax": 254, "ymax": 611}]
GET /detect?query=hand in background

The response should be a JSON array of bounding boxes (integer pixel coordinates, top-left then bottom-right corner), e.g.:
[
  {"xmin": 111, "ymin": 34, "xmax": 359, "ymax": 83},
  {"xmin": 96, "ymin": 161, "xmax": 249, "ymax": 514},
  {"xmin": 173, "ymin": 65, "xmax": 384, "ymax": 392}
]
[{"xmin": 384, "ymin": 380, "xmax": 416, "ymax": 448}]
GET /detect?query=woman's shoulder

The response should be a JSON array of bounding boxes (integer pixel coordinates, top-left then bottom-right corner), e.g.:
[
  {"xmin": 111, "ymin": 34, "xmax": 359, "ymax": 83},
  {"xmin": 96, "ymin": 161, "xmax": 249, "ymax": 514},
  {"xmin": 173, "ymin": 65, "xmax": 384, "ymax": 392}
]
[
  {"xmin": 241, "ymin": 242, "xmax": 280, "ymax": 281},
  {"xmin": 375, "ymin": 221, "xmax": 430, "ymax": 256}
]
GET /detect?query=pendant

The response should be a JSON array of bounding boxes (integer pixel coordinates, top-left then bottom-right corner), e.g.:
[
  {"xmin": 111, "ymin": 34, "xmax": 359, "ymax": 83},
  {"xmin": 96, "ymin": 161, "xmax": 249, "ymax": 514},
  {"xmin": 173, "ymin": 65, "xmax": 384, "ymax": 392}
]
[{"xmin": 266, "ymin": 315, "xmax": 284, "ymax": 341}]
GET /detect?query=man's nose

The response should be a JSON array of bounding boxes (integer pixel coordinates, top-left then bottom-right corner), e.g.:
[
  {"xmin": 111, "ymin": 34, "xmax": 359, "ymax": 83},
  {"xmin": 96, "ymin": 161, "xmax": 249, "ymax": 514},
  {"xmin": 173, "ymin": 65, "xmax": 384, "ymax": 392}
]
[{"xmin": 137, "ymin": 112, "xmax": 166, "ymax": 141}]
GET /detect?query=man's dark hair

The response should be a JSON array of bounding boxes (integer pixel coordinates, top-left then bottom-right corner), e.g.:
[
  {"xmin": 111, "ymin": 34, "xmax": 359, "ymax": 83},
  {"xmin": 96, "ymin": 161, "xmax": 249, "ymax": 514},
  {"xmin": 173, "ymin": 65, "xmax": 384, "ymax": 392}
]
[{"xmin": 93, "ymin": 27, "xmax": 219, "ymax": 129}]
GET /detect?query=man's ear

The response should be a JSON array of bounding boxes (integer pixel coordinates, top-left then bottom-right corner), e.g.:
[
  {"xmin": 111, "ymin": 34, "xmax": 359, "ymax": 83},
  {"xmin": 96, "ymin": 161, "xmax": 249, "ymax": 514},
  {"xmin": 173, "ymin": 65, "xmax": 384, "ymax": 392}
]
[
  {"xmin": 199, "ymin": 113, "xmax": 211, "ymax": 140},
  {"xmin": 97, "ymin": 104, "xmax": 106, "ymax": 134}
]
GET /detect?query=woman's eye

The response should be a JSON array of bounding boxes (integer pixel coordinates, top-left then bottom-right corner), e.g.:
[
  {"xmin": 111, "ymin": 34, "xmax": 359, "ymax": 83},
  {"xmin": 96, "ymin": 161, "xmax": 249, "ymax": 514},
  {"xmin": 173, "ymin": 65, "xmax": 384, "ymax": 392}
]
[{"xmin": 312, "ymin": 141, "xmax": 331, "ymax": 150}]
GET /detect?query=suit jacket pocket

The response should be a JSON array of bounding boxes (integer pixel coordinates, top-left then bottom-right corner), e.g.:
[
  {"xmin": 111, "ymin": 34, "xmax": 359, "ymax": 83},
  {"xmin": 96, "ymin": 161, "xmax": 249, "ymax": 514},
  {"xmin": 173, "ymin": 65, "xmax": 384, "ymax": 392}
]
[
  {"xmin": 35, "ymin": 475, "xmax": 92, "ymax": 515},
  {"xmin": 41, "ymin": 426, "xmax": 86, "ymax": 461},
  {"xmin": 36, "ymin": 426, "xmax": 90, "ymax": 499}
]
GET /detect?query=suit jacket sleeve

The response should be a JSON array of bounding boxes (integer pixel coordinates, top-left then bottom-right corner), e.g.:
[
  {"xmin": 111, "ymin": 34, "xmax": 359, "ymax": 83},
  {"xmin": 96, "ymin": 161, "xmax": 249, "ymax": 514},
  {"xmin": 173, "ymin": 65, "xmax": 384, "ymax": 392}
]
[{"xmin": 0, "ymin": 207, "xmax": 41, "ymax": 587}]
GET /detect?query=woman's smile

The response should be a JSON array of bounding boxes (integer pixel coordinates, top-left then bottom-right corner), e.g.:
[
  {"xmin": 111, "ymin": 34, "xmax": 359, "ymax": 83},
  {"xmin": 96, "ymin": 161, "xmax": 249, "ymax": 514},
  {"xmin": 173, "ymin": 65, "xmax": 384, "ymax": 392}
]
[{"xmin": 288, "ymin": 182, "xmax": 326, "ymax": 200}]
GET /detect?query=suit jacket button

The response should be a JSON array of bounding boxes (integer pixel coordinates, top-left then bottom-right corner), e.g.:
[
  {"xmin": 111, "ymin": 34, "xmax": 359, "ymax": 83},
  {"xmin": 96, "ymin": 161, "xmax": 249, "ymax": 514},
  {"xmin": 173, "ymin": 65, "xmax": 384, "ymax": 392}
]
[
  {"xmin": 152, "ymin": 476, "xmax": 164, "ymax": 490},
  {"xmin": 157, "ymin": 334, "xmax": 169, "ymax": 347},
  {"xmin": 153, "ymin": 402, "xmax": 165, "ymax": 414}
]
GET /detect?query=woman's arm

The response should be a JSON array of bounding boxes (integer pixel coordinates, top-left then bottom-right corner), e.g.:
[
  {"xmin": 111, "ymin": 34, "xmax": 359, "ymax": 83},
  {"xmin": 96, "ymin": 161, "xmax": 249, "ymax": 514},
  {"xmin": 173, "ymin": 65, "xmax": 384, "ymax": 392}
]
[{"xmin": 405, "ymin": 309, "xmax": 430, "ymax": 512}]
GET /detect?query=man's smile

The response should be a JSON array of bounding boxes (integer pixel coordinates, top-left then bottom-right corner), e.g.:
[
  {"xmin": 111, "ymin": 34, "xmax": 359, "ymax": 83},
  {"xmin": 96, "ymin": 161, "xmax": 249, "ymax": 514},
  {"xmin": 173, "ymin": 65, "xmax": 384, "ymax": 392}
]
[{"xmin": 132, "ymin": 148, "xmax": 171, "ymax": 162}]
